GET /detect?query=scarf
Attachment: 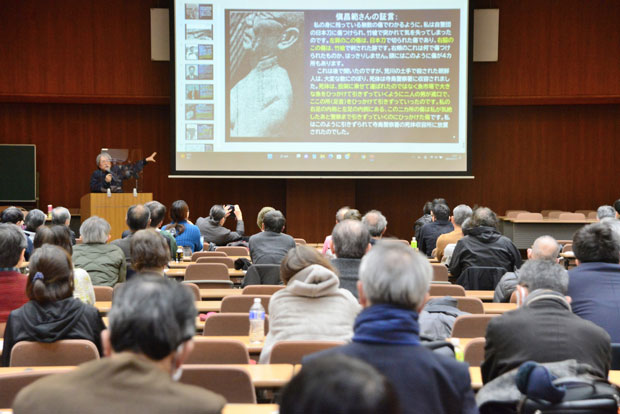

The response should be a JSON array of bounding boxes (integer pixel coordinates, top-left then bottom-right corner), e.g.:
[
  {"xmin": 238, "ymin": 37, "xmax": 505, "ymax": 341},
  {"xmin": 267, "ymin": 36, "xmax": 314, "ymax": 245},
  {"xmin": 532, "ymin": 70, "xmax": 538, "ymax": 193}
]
[{"xmin": 352, "ymin": 303, "xmax": 421, "ymax": 346}]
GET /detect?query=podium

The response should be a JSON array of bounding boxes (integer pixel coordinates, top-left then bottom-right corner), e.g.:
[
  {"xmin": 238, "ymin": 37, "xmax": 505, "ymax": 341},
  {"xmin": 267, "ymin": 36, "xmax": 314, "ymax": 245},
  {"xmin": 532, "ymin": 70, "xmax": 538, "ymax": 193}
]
[{"xmin": 80, "ymin": 193, "xmax": 153, "ymax": 240}]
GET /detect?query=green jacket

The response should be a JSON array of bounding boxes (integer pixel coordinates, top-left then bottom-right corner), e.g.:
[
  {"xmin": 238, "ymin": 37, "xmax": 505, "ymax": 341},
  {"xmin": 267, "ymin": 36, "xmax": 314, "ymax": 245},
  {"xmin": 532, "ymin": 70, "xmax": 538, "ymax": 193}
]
[{"xmin": 72, "ymin": 243, "xmax": 126, "ymax": 287}]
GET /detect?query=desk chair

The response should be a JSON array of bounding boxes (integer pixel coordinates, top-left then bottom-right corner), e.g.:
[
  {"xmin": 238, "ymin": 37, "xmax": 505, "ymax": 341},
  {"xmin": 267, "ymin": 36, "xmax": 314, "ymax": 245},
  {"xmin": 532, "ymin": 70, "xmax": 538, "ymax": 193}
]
[
  {"xmin": 185, "ymin": 338, "xmax": 250, "ymax": 364},
  {"xmin": 451, "ymin": 315, "xmax": 497, "ymax": 338},
  {"xmin": 181, "ymin": 282, "xmax": 201, "ymax": 301},
  {"xmin": 215, "ymin": 246, "xmax": 249, "ymax": 256},
  {"xmin": 0, "ymin": 322, "xmax": 5, "ymax": 338},
  {"xmin": 558, "ymin": 212, "xmax": 586, "ymax": 220},
  {"xmin": 9, "ymin": 339, "xmax": 100, "ymax": 367},
  {"xmin": 429, "ymin": 296, "xmax": 485, "ymax": 314},
  {"xmin": 242, "ymin": 285, "xmax": 284, "ymax": 295},
  {"xmin": 505, "ymin": 210, "xmax": 528, "ymax": 218},
  {"xmin": 185, "ymin": 263, "xmax": 234, "ymax": 289},
  {"xmin": 429, "ymin": 284, "xmax": 466, "ymax": 297},
  {"xmin": 463, "ymin": 337, "xmax": 486, "ymax": 366},
  {"xmin": 241, "ymin": 264, "xmax": 281, "ymax": 287},
  {"xmin": 93, "ymin": 286, "xmax": 113, "ymax": 301},
  {"xmin": 515, "ymin": 212, "xmax": 543, "ymax": 220},
  {"xmin": 456, "ymin": 266, "xmax": 505, "ymax": 290},
  {"xmin": 269, "ymin": 340, "xmax": 346, "ymax": 364},
  {"xmin": 180, "ymin": 366, "xmax": 257, "ymax": 403},
  {"xmin": 293, "ymin": 238, "xmax": 306, "ymax": 245},
  {"xmin": 202, "ymin": 313, "xmax": 270, "ymax": 336},
  {"xmin": 196, "ymin": 256, "xmax": 235, "ymax": 268},
  {"xmin": 0, "ymin": 369, "xmax": 64, "ymax": 408},
  {"xmin": 221, "ymin": 295, "xmax": 271, "ymax": 314},
  {"xmin": 431, "ymin": 263, "xmax": 450, "ymax": 282},
  {"xmin": 192, "ymin": 251, "xmax": 227, "ymax": 261}
]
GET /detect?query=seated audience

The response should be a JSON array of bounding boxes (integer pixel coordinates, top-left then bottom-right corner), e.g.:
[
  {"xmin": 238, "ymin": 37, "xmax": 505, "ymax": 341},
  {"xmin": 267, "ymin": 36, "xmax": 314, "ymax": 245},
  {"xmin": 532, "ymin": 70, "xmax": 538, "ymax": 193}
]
[
  {"xmin": 23, "ymin": 209, "xmax": 46, "ymax": 242},
  {"xmin": 362, "ymin": 209, "xmax": 387, "ymax": 245},
  {"xmin": 322, "ymin": 206, "xmax": 351, "ymax": 257},
  {"xmin": 493, "ymin": 235, "xmax": 560, "ymax": 302},
  {"xmin": 249, "ymin": 210, "xmax": 296, "ymax": 265},
  {"xmin": 330, "ymin": 219, "xmax": 371, "ymax": 298},
  {"xmin": 164, "ymin": 200, "xmax": 202, "ymax": 253},
  {"xmin": 130, "ymin": 229, "xmax": 170, "ymax": 276},
  {"xmin": 418, "ymin": 202, "xmax": 453, "ymax": 257},
  {"xmin": 73, "ymin": 216, "xmax": 126, "ymax": 286},
  {"xmin": 482, "ymin": 260, "xmax": 610, "ymax": 383},
  {"xmin": 0, "ymin": 223, "xmax": 28, "ymax": 323},
  {"xmin": 197, "ymin": 204, "xmax": 244, "ymax": 246},
  {"xmin": 51, "ymin": 206, "xmax": 76, "ymax": 245},
  {"xmin": 280, "ymin": 354, "xmax": 399, "ymax": 414},
  {"xmin": 306, "ymin": 241, "xmax": 477, "ymax": 414},
  {"xmin": 111, "ymin": 204, "xmax": 150, "ymax": 278},
  {"xmin": 13, "ymin": 276, "xmax": 226, "ymax": 413},
  {"xmin": 1, "ymin": 206, "xmax": 33, "ymax": 259},
  {"xmin": 2, "ymin": 245, "xmax": 105, "ymax": 366},
  {"xmin": 434, "ymin": 204, "xmax": 472, "ymax": 263},
  {"xmin": 597, "ymin": 204, "xmax": 616, "ymax": 220},
  {"xmin": 413, "ymin": 201, "xmax": 433, "ymax": 241},
  {"xmin": 256, "ymin": 206, "xmax": 275, "ymax": 231},
  {"xmin": 34, "ymin": 225, "xmax": 95, "ymax": 305},
  {"xmin": 568, "ymin": 222, "xmax": 620, "ymax": 342},
  {"xmin": 449, "ymin": 207, "xmax": 522, "ymax": 278},
  {"xmin": 145, "ymin": 200, "xmax": 177, "ymax": 259},
  {"xmin": 259, "ymin": 245, "xmax": 361, "ymax": 363}
]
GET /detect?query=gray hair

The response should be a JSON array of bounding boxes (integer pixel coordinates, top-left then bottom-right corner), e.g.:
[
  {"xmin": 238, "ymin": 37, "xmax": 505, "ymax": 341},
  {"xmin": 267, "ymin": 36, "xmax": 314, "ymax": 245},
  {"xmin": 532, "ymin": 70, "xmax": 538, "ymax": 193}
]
[
  {"xmin": 470, "ymin": 207, "xmax": 498, "ymax": 228},
  {"xmin": 362, "ymin": 210, "xmax": 387, "ymax": 237},
  {"xmin": 335, "ymin": 206, "xmax": 351, "ymax": 223},
  {"xmin": 518, "ymin": 260, "xmax": 568, "ymax": 295},
  {"xmin": 359, "ymin": 241, "xmax": 432, "ymax": 309},
  {"xmin": 96, "ymin": 152, "xmax": 111, "ymax": 167},
  {"xmin": 601, "ymin": 218, "xmax": 620, "ymax": 242},
  {"xmin": 452, "ymin": 204, "xmax": 473, "ymax": 226},
  {"xmin": 530, "ymin": 235, "xmax": 560, "ymax": 260},
  {"xmin": 25, "ymin": 209, "xmax": 47, "ymax": 232},
  {"xmin": 597, "ymin": 205, "xmax": 616, "ymax": 220},
  {"xmin": 332, "ymin": 219, "xmax": 370, "ymax": 259},
  {"xmin": 80, "ymin": 216, "xmax": 111, "ymax": 244},
  {"xmin": 51, "ymin": 207, "xmax": 71, "ymax": 225}
]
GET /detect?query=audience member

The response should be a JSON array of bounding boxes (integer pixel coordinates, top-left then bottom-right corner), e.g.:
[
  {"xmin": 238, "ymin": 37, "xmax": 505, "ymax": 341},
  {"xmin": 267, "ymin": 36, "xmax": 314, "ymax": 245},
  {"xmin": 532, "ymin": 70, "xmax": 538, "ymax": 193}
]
[
  {"xmin": 23, "ymin": 209, "xmax": 46, "ymax": 242},
  {"xmin": 164, "ymin": 200, "xmax": 202, "ymax": 253},
  {"xmin": 568, "ymin": 222, "xmax": 620, "ymax": 342},
  {"xmin": 597, "ymin": 205, "xmax": 616, "ymax": 221},
  {"xmin": 418, "ymin": 202, "xmax": 453, "ymax": 257},
  {"xmin": 249, "ymin": 210, "xmax": 296, "ymax": 265},
  {"xmin": 0, "ymin": 223, "xmax": 28, "ymax": 323},
  {"xmin": 449, "ymin": 207, "xmax": 522, "ymax": 278},
  {"xmin": 73, "ymin": 216, "xmax": 126, "ymax": 286},
  {"xmin": 614, "ymin": 199, "xmax": 620, "ymax": 219},
  {"xmin": 343, "ymin": 209, "xmax": 362, "ymax": 221},
  {"xmin": 145, "ymin": 200, "xmax": 177, "ymax": 259},
  {"xmin": 1, "ymin": 206, "xmax": 33, "ymax": 259},
  {"xmin": 111, "ymin": 204, "xmax": 150, "ymax": 278},
  {"xmin": 280, "ymin": 354, "xmax": 399, "ymax": 414},
  {"xmin": 322, "ymin": 206, "xmax": 351, "ymax": 256},
  {"xmin": 482, "ymin": 260, "xmax": 610, "ymax": 383},
  {"xmin": 306, "ymin": 241, "xmax": 477, "ymax": 414},
  {"xmin": 197, "ymin": 204, "xmax": 244, "ymax": 246},
  {"xmin": 51, "ymin": 206, "xmax": 76, "ymax": 245},
  {"xmin": 434, "ymin": 204, "xmax": 472, "ymax": 263},
  {"xmin": 330, "ymin": 219, "xmax": 371, "ymax": 298},
  {"xmin": 13, "ymin": 276, "xmax": 226, "ymax": 413},
  {"xmin": 34, "ymin": 225, "xmax": 95, "ymax": 305},
  {"xmin": 362, "ymin": 209, "xmax": 387, "ymax": 245},
  {"xmin": 2, "ymin": 245, "xmax": 106, "ymax": 366},
  {"xmin": 493, "ymin": 235, "xmax": 560, "ymax": 302},
  {"xmin": 131, "ymin": 229, "xmax": 171, "ymax": 276},
  {"xmin": 256, "ymin": 206, "xmax": 275, "ymax": 230},
  {"xmin": 413, "ymin": 201, "xmax": 433, "ymax": 241},
  {"xmin": 259, "ymin": 245, "xmax": 361, "ymax": 363}
]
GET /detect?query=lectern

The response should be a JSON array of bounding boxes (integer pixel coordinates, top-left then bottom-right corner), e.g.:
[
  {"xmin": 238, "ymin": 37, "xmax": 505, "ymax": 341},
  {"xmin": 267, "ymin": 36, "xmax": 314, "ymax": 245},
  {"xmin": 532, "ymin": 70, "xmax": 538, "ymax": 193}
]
[{"xmin": 80, "ymin": 193, "xmax": 153, "ymax": 240}]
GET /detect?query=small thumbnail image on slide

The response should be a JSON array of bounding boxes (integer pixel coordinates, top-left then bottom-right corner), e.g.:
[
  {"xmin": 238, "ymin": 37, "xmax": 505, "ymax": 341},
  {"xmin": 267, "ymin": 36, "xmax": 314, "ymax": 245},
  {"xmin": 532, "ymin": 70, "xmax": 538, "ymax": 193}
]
[
  {"xmin": 198, "ymin": 124, "xmax": 214, "ymax": 139},
  {"xmin": 198, "ymin": 44, "xmax": 213, "ymax": 60},
  {"xmin": 186, "ymin": 24, "xmax": 213, "ymax": 40},
  {"xmin": 186, "ymin": 124, "xmax": 197, "ymax": 140},
  {"xmin": 186, "ymin": 45, "xmax": 198, "ymax": 60},
  {"xmin": 186, "ymin": 84, "xmax": 213, "ymax": 100},
  {"xmin": 185, "ymin": 64, "xmax": 213, "ymax": 80},
  {"xmin": 186, "ymin": 104, "xmax": 214, "ymax": 120},
  {"xmin": 199, "ymin": 4, "xmax": 213, "ymax": 20},
  {"xmin": 185, "ymin": 4, "xmax": 198, "ymax": 19}
]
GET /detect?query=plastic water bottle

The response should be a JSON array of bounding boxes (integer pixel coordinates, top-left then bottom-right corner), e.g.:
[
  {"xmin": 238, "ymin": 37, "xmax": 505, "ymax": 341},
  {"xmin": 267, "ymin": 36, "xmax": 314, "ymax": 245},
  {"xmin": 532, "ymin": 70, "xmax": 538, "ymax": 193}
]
[
  {"xmin": 249, "ymin": 298, "xmax": 265, "ymax": 344},
  {"xmin": 411, "ymin": 237, "xmax": 418, "ymax": 250},
  {"xmin": 106, "ymin": 188, "xmax": 112, "ymax": 198}
]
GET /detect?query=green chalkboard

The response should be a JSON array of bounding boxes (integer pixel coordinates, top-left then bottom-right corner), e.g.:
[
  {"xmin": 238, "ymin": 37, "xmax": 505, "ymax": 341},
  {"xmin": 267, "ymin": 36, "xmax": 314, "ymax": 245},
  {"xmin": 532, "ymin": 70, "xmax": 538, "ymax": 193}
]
[{"xmin": 0, "ymin": 144, "xmax": 36, "ymax": 202}]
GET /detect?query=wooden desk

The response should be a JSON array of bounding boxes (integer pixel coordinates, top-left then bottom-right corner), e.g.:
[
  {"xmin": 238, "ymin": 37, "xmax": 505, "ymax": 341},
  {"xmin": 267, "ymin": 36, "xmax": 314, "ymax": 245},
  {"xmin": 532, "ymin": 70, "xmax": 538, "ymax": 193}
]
[
  {"xmin": 483, "ymin": 303, "xmax": 516, "ymax": 314},
  {"xmin": 199, "ymin": 289, "xmax": 244, "ymax": 299},
  {"xmin": 499, "ymin": 217, "xmax": 595, "ymax": 249},
  {"xmin": 223, "ymin": 404, "xmax": 279, "ymax": 414},
  {"xmin": 96, "ymin": 301, "xmax": 222, "ymax": 314},
  {"xmin": 165, "ymin": 268, "xmax": 246, "ymax": 278},
  {"xmin": 465, "ymin": 290, "xmax": 494, "ymax": 302},
  {"xmin": 200, "ymin": 336, "xmax": 263, "ymax": 354},
  {"xmin": 169, "ymin": 258, "xmax": 249, "ymax": 269}
]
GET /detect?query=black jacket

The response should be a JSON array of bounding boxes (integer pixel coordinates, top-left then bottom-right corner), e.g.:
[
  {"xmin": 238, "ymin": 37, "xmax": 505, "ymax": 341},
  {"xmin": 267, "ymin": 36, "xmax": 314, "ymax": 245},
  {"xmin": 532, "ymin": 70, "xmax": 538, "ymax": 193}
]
[
  {"xmin": 418, "ymin": 219, "xmax": 454, "ymax": 257},
  {"xmin": 449, "ymin": 226, "xmax": 522, "ymax": 278},
  {"xmin": 2, "ymin": 297, "xmax": 105, "ymax": 366}
]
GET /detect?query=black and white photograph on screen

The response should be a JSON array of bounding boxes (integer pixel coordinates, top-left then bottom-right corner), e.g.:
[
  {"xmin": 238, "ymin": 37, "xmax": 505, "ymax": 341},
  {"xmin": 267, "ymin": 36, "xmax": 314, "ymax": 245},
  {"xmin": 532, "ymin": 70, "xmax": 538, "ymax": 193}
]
[
  {"xmin": 199, "ymin": 4, "xmax": 213, "ymax": 20},
  {"xmin": 198, "ymin": 44, "xmax": 213, "ymax": 60},
  {"xmin": 185, "ymin": 45, "xmax": 198, "ymax": 60},
  {"xmin": 197, "ymin": 64, "xmax": 213, "ymax": 80},
  {"xmin": 186, "ymin": 24, "xmax": 213, "ymax": 40},
  {"xmin": 185, "ymin": 4, "xmax": 198, "ymax": 19},
  {"xmin": 186, "ymin": 124, "xmax": 197, "ymax": 140},
  {"xmin": 229, "ymin": 11, "xmax": 305, "ymax": 138},
  {"xmin": 198, "ymin": 124, "xmax": 214, "ymax": 139},
  {"xmin": 185, "ymin": 64, "xmax": 198, "ymax": 80}
]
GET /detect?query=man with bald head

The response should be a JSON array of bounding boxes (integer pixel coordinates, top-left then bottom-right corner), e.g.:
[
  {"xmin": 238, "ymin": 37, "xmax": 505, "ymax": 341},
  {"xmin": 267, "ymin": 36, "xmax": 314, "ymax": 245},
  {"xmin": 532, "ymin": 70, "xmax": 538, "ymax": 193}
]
[
  {"xmin": 330, "ymin": 219, "xmax": 371, "ymax": 298},
  {"xmin": 493, "ymin": 235, "xmax": 560, "ymax": 302}
]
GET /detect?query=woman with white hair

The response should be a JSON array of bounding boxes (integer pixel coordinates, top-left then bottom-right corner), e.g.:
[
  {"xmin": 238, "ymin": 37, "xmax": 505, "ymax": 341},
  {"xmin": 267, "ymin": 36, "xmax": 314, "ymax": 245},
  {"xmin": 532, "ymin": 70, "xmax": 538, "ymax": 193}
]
[{"xmin": 72, "ymin": 216, "xmax": 126, "ymax": 286}]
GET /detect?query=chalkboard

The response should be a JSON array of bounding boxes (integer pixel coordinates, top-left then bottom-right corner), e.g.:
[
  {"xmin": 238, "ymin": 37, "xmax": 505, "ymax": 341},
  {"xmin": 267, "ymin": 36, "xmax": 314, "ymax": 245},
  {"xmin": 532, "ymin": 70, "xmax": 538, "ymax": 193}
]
[{"xmin": 0, "ymin": 144, "xmax": 36, "ymax": 202}]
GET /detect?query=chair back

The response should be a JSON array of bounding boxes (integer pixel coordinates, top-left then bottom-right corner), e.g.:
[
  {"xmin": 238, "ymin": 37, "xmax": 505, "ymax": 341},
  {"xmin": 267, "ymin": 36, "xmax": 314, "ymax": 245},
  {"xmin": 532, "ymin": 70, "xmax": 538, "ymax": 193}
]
[
  {"xmin": 221, "ymin": 295, "xmax": 271, "ymax": 314},
  {"xmin": 456, "ymin": 266, "xmax": 505, "ymax": 290},
  {"xmin": 184, "ymin": 337, "xmax": 250, "ymax": 364},
  {"xmin": 184, "ymin": 263, "xmax": 233, "ymax": 289},
  {"xmin": 431, "ymin": 263, "xmax": 450, "ymax": 282},
  {"xmin": 611, "ymin": 343, "xmax": 620, "ymax": 370},
  {"xmin": 180, "ymin": 366, "xmax": 256, "ymax": 403},
  {"xmin": 196, "ymin": 256, "xmax": 235, "ymax": 268},
  {"xmin": 241, "ymin": 264, "xmax": 281, "ymax": 287},
  {"xmin": 112, "ymin": 282, "xmax": 126, "ymax": 301},
  {"xmin": 429, "ymin": 284, "xmax": 466, "ymax": 297},
  {"xmin": 505, "ymin": 210, "xmax": 528, "ymax": 218},
  {"xmin": 215, "ymin": 246, "xmax": 249, "ymax": 256},
  {"xmin": 558, "ymin": 212, "xmax": 586, "ymax": 220},
  {"xmin": 9, "ymin": 340, "xmax": 100, "ymax": 367},
  {"xmin": 242, "ymin": 285, "xmax": 284, "ymax": 295},
  {"xmin": 181, "ymin": 282, "xmax": 201, "ymax": 301},
  {"xmin": 293, "ymin": 238, "xmax": 306, "ymax": 245},
  {"xmin": 0, "ymin": 369, "xmax": 69, "ymax": 408},
  {"xmin": 428, "ymin": 296, "xmax": 485, "ymax": 314},
  {"xmin": 0, "ymin": 322, "xmax": 5, "ymax": 338},
  {"xmin": 269, "ymin": 341, "xmax": 346, "ymax": 364},
  {"xmin": 548, "ymin": 211, "xmax": 568, "ymax": 218},
  {"xmin": 514, "ymin": 213, "xmax": 543, "ymax": 220},
  {"xmin": 562, "ymin": 243, "xmax": 573, "ymax": 253},
  {"xmin": 463, "ymin": 337, "xmax": 486, "ymax": 366},
  {"xmin": 587, "ymin": 211, "xmax": 599, "ymax": 220},
  {"xmin": 575, "ymin": 209, "xmax": 595, "ymax": 216},
  {"xmin": 202, "ymin": 312, "xmax": 270, "ymax": 336},
  {"xmin": 451, "ymin": 314, "xmax": 497, "ymax": 337},
  {"xmin": 191, "ymin": 251, "xmax": 227, "ymax": 261},
  {"xmin": 93, "ymin": 286, "xmax": 113, "ymax": 301}
]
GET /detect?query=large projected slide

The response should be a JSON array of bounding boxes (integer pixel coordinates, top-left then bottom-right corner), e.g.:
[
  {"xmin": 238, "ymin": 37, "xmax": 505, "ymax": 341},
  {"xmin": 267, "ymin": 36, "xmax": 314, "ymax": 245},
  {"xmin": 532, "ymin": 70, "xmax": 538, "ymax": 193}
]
[{"xmin": 171, "ymin": 0, "xmax": 471, "ymax": 177}]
